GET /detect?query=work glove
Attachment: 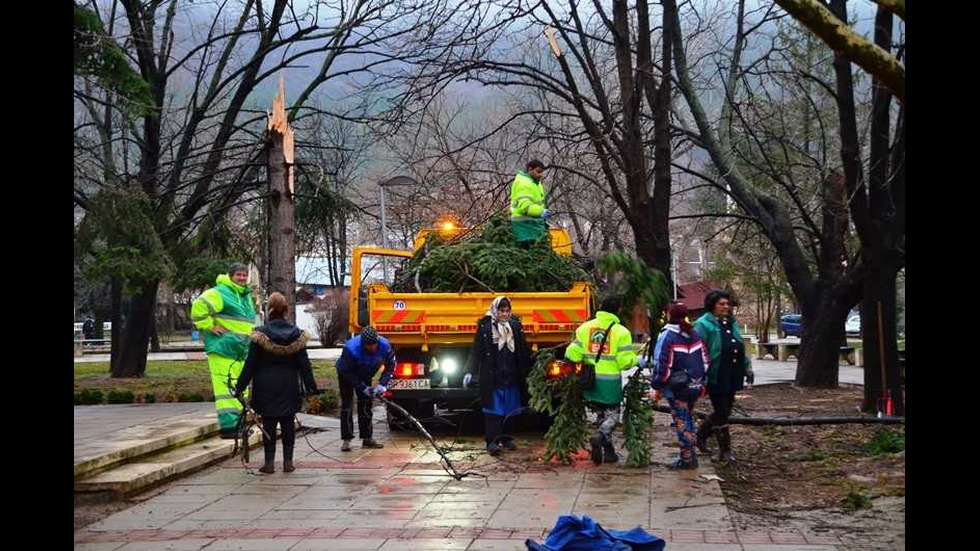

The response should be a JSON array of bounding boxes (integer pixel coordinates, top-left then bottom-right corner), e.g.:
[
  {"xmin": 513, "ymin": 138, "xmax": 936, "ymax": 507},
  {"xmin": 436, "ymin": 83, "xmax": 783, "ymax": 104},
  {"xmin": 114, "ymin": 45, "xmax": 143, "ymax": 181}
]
[
  {"xmin": 463, "ymin": 373, "xmax": 473, "ymax": 388},
  {"xmin": 372, "ymin": 385, "xmax": 387, "ymax": 397},
  {"xmin": 541, "ymin": 209, "xmax": 550, "ymax": 219},
  {"xmin": 362, "ymin": 386, "xmax": 374, "ymax": 398}
]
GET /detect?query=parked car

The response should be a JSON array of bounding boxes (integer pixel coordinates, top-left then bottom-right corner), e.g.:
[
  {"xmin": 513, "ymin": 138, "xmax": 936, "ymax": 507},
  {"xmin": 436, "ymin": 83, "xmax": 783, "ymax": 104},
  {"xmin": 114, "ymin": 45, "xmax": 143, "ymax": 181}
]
[
  {"xmin": 845, "ymin": 314, "xmax": 861, "ymax": 337},
  {"xmin": 780, "ymin": 314, "xmax": 802, "ymax": 337}
]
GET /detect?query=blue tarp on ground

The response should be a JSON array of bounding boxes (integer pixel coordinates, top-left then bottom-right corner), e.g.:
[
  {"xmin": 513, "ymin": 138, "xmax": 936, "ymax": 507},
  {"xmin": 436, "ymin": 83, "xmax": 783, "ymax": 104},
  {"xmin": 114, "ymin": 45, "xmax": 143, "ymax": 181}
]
[{"xmin": 526, "ymin": 515, "xmax": 666, "ymax": 551}]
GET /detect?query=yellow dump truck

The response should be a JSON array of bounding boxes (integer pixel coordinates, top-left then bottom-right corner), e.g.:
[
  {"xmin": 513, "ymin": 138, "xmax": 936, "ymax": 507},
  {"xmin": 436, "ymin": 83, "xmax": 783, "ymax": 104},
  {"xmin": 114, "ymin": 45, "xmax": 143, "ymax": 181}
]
[{"xmin": 349, "ymin": 225, "xmax": 592, "ymax": 428}]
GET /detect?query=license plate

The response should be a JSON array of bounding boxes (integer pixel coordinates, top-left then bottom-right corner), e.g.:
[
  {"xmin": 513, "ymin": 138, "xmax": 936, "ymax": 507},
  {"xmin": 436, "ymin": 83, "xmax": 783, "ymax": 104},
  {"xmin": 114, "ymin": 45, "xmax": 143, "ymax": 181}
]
[{"xmin": 388, "ymin": 378, "xmax": 430, "ymax": 390}]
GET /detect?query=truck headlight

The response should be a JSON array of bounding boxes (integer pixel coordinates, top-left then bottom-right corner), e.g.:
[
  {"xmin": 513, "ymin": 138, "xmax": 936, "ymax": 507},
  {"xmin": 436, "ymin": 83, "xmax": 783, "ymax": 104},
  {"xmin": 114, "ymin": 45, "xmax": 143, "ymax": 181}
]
[{"xmin": 441, "ymin": 357, "xmax": 458, "ymax": 375}]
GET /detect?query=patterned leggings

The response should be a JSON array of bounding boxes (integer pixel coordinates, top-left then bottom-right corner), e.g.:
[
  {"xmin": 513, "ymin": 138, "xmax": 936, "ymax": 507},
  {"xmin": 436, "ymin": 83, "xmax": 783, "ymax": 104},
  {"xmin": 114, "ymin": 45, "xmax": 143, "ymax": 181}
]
[{"xmin": 668, "ymin": 395, "xmax": 697, "ymax": 463}]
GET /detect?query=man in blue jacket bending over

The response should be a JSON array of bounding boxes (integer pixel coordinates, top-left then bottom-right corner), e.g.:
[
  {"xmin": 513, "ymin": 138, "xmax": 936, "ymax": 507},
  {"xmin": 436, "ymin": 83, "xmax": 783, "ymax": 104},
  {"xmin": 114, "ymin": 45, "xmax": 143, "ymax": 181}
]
[{"xmin": 336, "ymin": 326, "xmax": 395, "ymax": 451}]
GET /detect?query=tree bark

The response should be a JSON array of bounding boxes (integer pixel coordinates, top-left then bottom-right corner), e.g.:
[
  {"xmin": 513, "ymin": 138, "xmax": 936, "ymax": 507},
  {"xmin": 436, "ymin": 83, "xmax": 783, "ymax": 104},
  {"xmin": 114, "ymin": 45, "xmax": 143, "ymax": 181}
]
[
  {"xmin": 113, "ymin": 282, "xmax": 158, "ymax": 378},
  {"xmin": 109, "ymin": 277, "xmax": 123, "ymax": 375},
  {"xmin": 267, "ymin": 77, "xmax": 297, "ymax": 322}
]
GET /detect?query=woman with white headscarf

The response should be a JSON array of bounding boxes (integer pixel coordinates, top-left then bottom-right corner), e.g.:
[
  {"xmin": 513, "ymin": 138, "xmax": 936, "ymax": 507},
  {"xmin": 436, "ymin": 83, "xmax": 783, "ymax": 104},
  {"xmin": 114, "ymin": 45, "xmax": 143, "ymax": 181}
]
[{"xmin": 463, "ymin": 296, "xmax": 532, "ymax": 455}]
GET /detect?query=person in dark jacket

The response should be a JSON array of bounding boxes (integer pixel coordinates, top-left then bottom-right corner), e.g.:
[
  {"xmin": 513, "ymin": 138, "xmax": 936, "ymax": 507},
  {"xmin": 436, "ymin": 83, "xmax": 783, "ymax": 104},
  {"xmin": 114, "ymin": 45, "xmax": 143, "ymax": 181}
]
[
  {"xmin": 463, "ymin": 296, "xmax": 532, "ymax": 455},
  {"xmin": 82, "ymin": 316, "xmax": 96, "ymax": 342},
  {"xmin": 235, "ymin": 292, "xmax": 318, "ymax": 474},
  {"xmin": 647, "ymin": 302, "xmax": 707, "ymax": 469},
  {"xmin": 335, "ymin": 326, "xmax": 396, "ymax": 451},
  {"xmin": 693, "ymin": 290, "xmax": 754, "ymax": 465}
]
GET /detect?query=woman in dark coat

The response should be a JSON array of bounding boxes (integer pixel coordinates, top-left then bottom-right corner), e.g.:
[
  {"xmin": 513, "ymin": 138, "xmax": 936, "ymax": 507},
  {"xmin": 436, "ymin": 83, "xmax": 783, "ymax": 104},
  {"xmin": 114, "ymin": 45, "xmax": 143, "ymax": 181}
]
[
  {"xmin": 463, "ymin": 296, "xmax": 532, "ymax": 455},
  {"xmin": 235, "ymin": 292, "xmax": 318, "ymax": 473},
  {"xmin": 692, "ymin": 290, "xmax": 754, "ymax": 465}
]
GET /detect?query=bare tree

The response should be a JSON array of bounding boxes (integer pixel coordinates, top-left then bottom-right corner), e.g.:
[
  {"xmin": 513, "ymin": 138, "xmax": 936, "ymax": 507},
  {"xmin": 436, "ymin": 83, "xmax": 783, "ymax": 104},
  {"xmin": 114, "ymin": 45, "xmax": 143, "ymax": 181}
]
[
  {"xmin": 74, "ymin": 0, "xmax": 470, "ymax": 376},
  {"xmin": 295, "ymin": 111, "xmax": 369, "ymax": 286},
  {"xmin": 666, "ymin": 0, "xmax": 903, "ymax": 404},
  {"xmin": 373, "ymin": 0, "xmax": 677, "ymax": 283}
]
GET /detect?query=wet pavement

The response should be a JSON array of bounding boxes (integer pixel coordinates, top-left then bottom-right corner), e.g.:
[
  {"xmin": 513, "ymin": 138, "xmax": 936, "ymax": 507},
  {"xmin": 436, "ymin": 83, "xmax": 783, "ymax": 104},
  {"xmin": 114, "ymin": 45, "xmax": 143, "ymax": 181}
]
[{"xmin": 75, "ymin": 406, "xmax": 842, "ymax": 550}]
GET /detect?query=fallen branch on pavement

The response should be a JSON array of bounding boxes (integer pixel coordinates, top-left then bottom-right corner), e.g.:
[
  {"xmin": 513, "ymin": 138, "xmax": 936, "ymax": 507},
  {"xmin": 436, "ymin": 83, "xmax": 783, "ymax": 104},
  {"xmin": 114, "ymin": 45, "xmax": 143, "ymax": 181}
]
[{"xmin": 651, "ymin": 405, "xmax": 904, "ymax": 425}]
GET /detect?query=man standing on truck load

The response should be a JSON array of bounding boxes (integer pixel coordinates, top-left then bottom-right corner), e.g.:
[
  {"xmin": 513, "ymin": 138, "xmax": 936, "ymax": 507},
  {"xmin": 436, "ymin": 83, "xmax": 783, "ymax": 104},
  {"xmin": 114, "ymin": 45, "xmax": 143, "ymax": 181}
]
[
  {"xmin": 563, "ymin": 295, "xmax": 638, "ymax": 465},
  {"xmin": 510, "ymin": 159, "xmax": 549, "ymax": 246},
  {"xmin": 335, "ymin": 326, "xmax": 396, "ymax": 451}
]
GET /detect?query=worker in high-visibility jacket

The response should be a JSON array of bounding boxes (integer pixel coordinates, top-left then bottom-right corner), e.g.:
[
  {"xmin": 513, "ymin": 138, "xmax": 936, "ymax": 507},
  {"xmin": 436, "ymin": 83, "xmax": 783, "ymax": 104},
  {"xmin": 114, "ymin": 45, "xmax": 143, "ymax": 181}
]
[
  {"xmin": 563, "ymin": 295, "xmax": 639, "ymax": 465},
  {"xmin": 191, "ymin": 263, "xmax": 257, "ymax": 438},
  {"xmin": 509, "ymin": 159, "xmax": 549, "ymax": 245}
]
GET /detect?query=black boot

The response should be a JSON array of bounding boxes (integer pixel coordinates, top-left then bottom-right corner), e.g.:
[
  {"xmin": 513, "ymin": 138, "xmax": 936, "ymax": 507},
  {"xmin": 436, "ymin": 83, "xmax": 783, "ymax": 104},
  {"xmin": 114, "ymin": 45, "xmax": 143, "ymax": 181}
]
[
  {"xmin": 602, "ymin": 438, "xmax": 619, "ymax": 464},
  {"xmin": 669, "ymin": 456, "xmax": 699, "ymax": 469},
  {"xmin": 717, "ymin": 426, "xmax": 736, "ymax": 465},
  {"xmin": 589, "ymin": 434, "xmax": 604, "ymax": 465},
  {"xmin": 696, "ymin": 422, "xmax": 714, "ymax": 455},
  {"xmin": 485, "ymin": 415, "xmax": 504, "ymax": 453},
  {"xmin": 259, "ymin": 448, "xmax": 276, "ymax": 474},
  {"xmin": 282, "ymin": 446, "xmax": 295, "ymax": 473}
]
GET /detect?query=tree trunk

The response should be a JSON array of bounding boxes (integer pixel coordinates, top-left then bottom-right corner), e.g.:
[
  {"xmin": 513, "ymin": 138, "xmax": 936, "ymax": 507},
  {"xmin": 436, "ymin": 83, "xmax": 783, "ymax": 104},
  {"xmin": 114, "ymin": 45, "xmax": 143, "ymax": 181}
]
[
  {"xmin": 859, "ymin": 6, "xmax": 904, "ymax": 416},
  {"xmin": 759, "ymin": 304, "xmax": 772, "ymax": 344},
  {"xmin": 113, "ymin": 282, "xmax": 158, "ymax": 378},
  {"xmin": 109, "ymin": 277, "xmax": 123, "ymax": 375},
  {"xmin": 167, "ymin": 298, "xmax": 176, "ymax": 336},
  {"xmin": 632, "ymin": 216, "xmax": 671, "ymax": 289},
  {"xmin": 776, "ymin": 287, "xmax": 785, "ymax": 339},
  {"xmin": 338, "ymin": 209, "xmax": 348, "ymax": 285},
  {"xmin": 650, "ymin": 0, "xmax": 673, "ymax": 289},
  {"xmin": 861, "ymin": 261, "xmax": 904, "ymax": 415},
  {"xmin": 267, "ymin": 78, "xmax": 297, "ymax": 322},
  {"xmin": 150, "ymin": 314, "xmax": 161, "ymax": 353},
  {"xmin": 795, "ymin": 287, "xmax": 851, "ymax": 387}
]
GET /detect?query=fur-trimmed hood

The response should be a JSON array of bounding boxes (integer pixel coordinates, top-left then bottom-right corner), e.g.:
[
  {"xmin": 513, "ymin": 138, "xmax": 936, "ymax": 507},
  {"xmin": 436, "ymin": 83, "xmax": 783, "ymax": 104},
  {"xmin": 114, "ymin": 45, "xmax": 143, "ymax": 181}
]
[{"xmin": 250, "ymin": 319, "xmax": 309, "ymax": 356}]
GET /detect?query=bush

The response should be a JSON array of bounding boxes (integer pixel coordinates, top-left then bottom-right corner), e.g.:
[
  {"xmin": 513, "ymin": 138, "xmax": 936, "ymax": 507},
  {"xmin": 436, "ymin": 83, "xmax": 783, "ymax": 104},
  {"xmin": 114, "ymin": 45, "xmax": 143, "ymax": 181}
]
[
  {"xmin": 142, "ymin": 392, "xmax": 156, "ymax": 404},
  {"xmin": 318, "ymin": 388, "xmax": 340, "ymax": 411},
  {"xmin": 107, "ymin": 390, "xmax": 136, "ymax": 404},
  {"xmin": 306, "ymin": 388, "xmax": 341, "ymax": 414},
  {"xmin": 314, "ymin": 293, "xmax": 349, "ymax": 346},
  {"xmin": 79, "ymin": 389, "xmax": 104, "ymax": 405},
  {"xmin": 841, "ymin": 490, "xmax": 873, "ymax": 512},
  {"xmin": 865, "ymin": 429, "xmax": 905, "ymax": 456},
  {"xmin": 179, "ymin": 392, "xmax": 205, "ymax": 403}
]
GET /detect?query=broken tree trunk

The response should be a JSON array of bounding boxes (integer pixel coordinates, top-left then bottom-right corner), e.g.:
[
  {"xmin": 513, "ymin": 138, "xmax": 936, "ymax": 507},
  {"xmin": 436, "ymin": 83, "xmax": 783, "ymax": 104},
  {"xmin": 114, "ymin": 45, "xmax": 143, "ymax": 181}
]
[{"xmin": 267, "ymin": 75, "xmax": 297, "ymax": 322}]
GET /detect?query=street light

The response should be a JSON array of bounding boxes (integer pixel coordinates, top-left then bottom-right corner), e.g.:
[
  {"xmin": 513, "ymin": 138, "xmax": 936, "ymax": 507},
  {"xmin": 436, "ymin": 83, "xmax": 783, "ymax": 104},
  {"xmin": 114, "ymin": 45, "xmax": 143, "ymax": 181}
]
[{"xmin": 379, "ymin": 176, "xmax": 419, "ymax": 282}]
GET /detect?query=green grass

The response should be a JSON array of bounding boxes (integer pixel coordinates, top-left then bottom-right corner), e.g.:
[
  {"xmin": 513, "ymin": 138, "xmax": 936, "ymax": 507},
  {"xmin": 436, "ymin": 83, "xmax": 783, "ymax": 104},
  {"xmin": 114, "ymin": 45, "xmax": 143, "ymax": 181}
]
[
  {"xmin": 74, "ymin": 360, "xmax": 339, "ymax": 404},
  {"xmin": 74, "ymin": 360, "xmax": 207, "ymax": 381}
]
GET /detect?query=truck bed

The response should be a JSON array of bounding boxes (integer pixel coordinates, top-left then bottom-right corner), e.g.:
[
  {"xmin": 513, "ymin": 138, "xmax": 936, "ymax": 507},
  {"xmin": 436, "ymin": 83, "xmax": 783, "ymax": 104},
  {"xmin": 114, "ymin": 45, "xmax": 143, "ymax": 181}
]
[{"xmin": 359, "ymin": 282, "xmax": 591, "ymax": 349}]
